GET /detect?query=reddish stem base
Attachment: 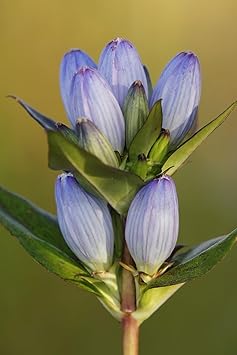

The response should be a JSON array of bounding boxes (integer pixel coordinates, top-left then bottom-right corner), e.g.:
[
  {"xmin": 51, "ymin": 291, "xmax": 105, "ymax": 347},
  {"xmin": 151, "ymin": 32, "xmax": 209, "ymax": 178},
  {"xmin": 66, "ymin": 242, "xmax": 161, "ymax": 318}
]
[{"xmin": 122, "ymin": 315, "xmax": 139, "ymax": 355}]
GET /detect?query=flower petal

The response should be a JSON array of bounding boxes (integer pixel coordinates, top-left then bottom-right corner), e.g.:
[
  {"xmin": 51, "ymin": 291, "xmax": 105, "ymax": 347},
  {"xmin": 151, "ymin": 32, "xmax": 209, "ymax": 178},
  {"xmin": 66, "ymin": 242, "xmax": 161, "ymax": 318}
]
[
  {"xmin": 60, "ymin": 49, "xmax": 97, "ymax": 119},
  {"xmin": 98, "ymin": 38, "xmax": 148, "ymax": 107},
  {"xmin": 150, "ymin": 52, "xmax": 201, "ymax": 148},
  {"xmin": 69, "ymin": 67, "xmax": 125, "ymax": 153},
  {"xmin": 125, "ymin": 176, "xmax": 179, "ymax": 275},
  {"xmin": 55, "ymin": 173, "xmax": 114, "ymax": 272}
]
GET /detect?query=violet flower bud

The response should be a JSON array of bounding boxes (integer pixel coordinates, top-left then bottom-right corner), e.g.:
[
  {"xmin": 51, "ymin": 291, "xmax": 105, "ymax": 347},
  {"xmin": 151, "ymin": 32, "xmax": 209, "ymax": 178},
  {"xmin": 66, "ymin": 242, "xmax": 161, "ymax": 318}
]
[
  {"xmin": 150, "ymin": 52, "xmax": 201, "ymax": 148},
  {"xmin": 55, "ymin": 173, "xmax": 115, "ymax": 272},
  {"xmin": 68, "ymin": 67, "xmax": 125, "ymax": 153},
  {"xmin": 98, "ymin": 38, "xmax": 148, "ymax": 107},
  {"xmin": 125, "ymin": 175, "xmax": 179, "ymax": 276},
  {"xmin": 60, "ymin": 49, "xmax": 97, "ymax": 119}
]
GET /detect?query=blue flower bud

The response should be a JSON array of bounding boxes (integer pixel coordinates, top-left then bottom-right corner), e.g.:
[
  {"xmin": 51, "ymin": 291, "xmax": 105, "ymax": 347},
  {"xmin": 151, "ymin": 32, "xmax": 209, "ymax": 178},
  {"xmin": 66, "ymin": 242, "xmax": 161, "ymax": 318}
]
[
  {"xmin": 60, "ymin": 49, "xmax": 97, "ymax": 119},
  {"xmin": 125, "ymin": 176, "xmax": 179, "ymax": 276},
  {"xmin": 98, "ymin": 38, "xmax": 148, "ymax": 107},
  {"xmin": 150, "ymin": 52, "xmax": 201, "ymax": 148},
  {"xmin": 55, "ymin": 173, "xmax": 115, "ymax": 272},
  {"xmin": 68, "ymin": 67, "xmax": 125, "ymax": 153}
]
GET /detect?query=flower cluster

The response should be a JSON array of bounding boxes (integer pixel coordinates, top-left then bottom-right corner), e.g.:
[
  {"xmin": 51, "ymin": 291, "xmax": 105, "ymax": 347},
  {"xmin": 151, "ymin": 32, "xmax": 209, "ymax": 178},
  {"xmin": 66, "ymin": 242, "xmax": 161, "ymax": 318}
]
[
  {"xmin": 56, "ymin": 37, "xmax": 201, "ymax": 279},
  {"xmin": 1, "ymin": 35, "xmax": 236, "ymax": 342}
]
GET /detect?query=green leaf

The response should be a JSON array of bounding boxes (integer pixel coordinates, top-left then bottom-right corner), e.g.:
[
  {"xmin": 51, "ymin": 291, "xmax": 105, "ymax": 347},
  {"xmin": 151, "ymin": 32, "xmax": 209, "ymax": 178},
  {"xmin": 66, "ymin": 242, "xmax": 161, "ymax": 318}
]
[
  {"xmin": 143, "ymin": 65, "xmax": 153, "ymax": 100},
  {"xmin": 0, "ymin": 186, "xmax": 72, "ymax": 255},
  {"xmin": 48, "ymin": 130, "xmax": 144, "ymax": 215},
  {"xmin": 72, "ymin": 278, "xmax": 103, "ymax": 295},
  {"xmin": 11, "ymin": 97, "xmax": 143, "ymax": 214},
  {"xmin": 9, "ymin": 96, "xmax": 57, "ymax": 131},
  {"xmin": 162, "ymin": 102, "xmax": 237, "ymax": 175},
  {"xmin": 147, "ymin": 228, "xmax": 237, "ymax": 288},
  {"xmin": 10, "ymin": 97, "xmax": 86, "ymax": 148},
  {"xmin": 129, "ymin": 100, "xmax": 162, "ymax": 160},
  {"xmin": 0, "ymin": 186, "xmax": 105, "ymax": 294}
]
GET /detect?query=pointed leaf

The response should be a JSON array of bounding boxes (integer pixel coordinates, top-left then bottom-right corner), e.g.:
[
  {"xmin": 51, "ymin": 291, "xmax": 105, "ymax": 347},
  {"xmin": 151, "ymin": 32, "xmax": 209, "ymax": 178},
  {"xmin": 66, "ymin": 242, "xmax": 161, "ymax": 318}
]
[
  {"xmin": 9, "ymin": 97, "xmax": 89, "ymax": 151},
  {"xmin": 10, "ymin": 98, "xmax": 131, "ymax": 206},
  {"xmin": 0, "ymin": 186, "xmax": 72, "ymax": 255},
  {"xmin": 10, "ymin": 97, "xmax": 84, "ymax": 148},
  {"xmin": 9, "ymin": 96, "xmax": 57, "ymax": 131},
  {"xmin": 143, "ymin": 65, "xmax": 153, "ymax": 101},
  {"xmin": 0, "ymin": 186, "xmax": 105, "ymax": 294},
  {"xmin": 48, "ymin": 130, "xmax": 144, "ymax": 214},
  {"xmin": 147, "ymin": 228, "xmax": 237, "ymax": 288},
  {"xmin": 129, "ymin": 100, "xmax": 162, "ymax": 160},
  {"xmin": 162, "ymin": 102, "xmax": 237, "ymax": 175},
  {"xmin": 71, "ymin": 278, "xmax": 103, "ymax": 296}
]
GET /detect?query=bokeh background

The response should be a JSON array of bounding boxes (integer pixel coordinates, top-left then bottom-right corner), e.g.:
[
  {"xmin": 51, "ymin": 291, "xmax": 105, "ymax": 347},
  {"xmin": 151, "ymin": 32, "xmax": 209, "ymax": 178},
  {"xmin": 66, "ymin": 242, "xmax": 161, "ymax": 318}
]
[{"xmin": 0, "ymin": 0, "xmax": 237, "ymax": 354}]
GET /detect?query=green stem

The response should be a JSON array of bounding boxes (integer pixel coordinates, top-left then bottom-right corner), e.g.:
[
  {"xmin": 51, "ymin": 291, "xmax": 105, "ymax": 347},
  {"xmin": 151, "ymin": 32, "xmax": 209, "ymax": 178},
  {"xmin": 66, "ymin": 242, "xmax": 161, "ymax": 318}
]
[
  {"xmin": 121, "ymin": 242, "xmax": 139, "ymax": 355},
  {"xmin": 122, "ymin": 315, "xmax": 139, "ymax": 355}
]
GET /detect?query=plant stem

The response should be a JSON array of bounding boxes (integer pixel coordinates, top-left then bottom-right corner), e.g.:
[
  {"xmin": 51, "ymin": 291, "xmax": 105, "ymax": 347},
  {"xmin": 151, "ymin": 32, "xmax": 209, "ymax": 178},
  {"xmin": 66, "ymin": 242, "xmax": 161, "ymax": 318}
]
[
  {"xmin": 121, "ymin": 244, "xmax": 136, "ymax": 312},
  {"xmin": 122, "ymin": 314, "xmax": 139, "ymax": 355},
  {"xmin": 121, "ymin": 243, "xmax": 139, "ymax": 355}
]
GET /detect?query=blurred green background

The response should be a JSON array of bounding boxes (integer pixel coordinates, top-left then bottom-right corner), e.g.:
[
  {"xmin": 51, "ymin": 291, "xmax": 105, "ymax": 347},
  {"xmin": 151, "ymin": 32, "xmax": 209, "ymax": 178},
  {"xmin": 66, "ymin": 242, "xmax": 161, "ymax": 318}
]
[{"xmin": 0, "ymin": 0, "xmax": 237, "ymax": 354}]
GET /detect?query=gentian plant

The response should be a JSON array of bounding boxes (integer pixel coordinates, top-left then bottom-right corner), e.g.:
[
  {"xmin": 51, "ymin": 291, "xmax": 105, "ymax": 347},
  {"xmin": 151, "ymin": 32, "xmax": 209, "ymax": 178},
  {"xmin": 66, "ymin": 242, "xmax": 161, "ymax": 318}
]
[{"xmin": 1, "ymin": 37, "xmax": 237, "ymax": 355}]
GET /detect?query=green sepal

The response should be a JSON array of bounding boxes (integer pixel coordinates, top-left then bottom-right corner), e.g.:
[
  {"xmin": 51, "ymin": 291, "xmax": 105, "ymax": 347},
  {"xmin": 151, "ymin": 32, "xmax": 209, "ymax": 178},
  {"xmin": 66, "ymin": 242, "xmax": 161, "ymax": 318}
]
[
  {"xmin": 48, "ymin": 130, "xmax": 143, "ymax": 215},
  {"xmin": 133, "ymin": 284, "xmax": 184, "ymax": 324},
  {"xmin": 129, "ymin": 100, "xmax": 162, "ymax": 160},
  {"xmin": 95, "ymin": 268, "xmax": 123, "ymax": 320},
  {"xmin": 75, "ymin": 118, "xmax": 119, "ymax": 167},
  {"xmin": 119, "ymin": 154, "xmax": 128, "ymax": 170},
  {"xmin": 123, "ymin": 81, "xmax": 149, "ymax": 149},
  {"xmin": 143, "ymin": 65, "xmax": 153, "ymax": 101},
  {"xmin": 145, "ymin": 163, "xmax": 162, "ymax": 181},
  {"xmin": 149, "ymin": 129, "xmax": 170, "ymax": 163},
  {"xmin": 162, "ymin": 101, "xmax": 237, "ymax": 176},
  {"xmin": 129, "ymin": 154, "xmax": 150, "ymax": 180},
  {"xmin": 147, "ymin": 228, "xmax": 237, "ymax": 289}
]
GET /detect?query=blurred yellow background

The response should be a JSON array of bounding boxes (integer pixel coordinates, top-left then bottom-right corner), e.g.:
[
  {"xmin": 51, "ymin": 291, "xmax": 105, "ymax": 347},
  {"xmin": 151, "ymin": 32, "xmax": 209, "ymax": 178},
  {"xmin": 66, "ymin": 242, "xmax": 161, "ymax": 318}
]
[{"xmin": 0, "ymin": 0, "xmax": 237, "ymax": 354}]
